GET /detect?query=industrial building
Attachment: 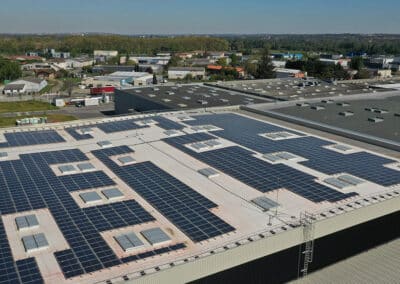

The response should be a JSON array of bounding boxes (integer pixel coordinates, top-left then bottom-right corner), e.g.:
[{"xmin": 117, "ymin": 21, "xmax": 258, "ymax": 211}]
[
  {"xmin": 114, "ymin": 85, "xmax": 270, "ymax": 114},
  {"xmin": 83, "ymin": 72, "xmax": 153, "ymax": 88},
  {"xmin": 246, "ymin": 91, "xmax": 400, "ymax": 150},
  {"xmin": 128, "ymin": 56, "xmax": 171, "ymax": 66},
  {"xmin": 0, "ymin": 109, "xmax": 398, "ymax": 284},
  {"xmin": 2, "ymin": 78, "xmax": 48, "ymax": 95},
  {"xmin": 211, "ymin": 78, "xmax": 391, "ymax": 101},
  {"xmin": 168, "ymin": 67, "xmax": 206, "ymax": 80}
]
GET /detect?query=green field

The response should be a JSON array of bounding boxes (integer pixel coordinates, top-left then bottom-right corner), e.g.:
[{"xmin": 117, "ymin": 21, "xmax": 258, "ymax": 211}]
[
  {"xmin": 0, "ymin": 114, "xmax": 77, "ymax": 128},
  {"xmin": 0, "ymin": 100, "xmax": 58, "ymax": 113}
]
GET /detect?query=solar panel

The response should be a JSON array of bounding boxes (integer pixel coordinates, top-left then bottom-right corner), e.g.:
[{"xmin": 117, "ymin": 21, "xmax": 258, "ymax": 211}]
[
  {"xmin": 0, "ymin": 130, "xmax": 65, "ymax": 148},
  {"xmin": 96, "ymin": 119, "xmax": 149, "ymax": 133},
  {"xmin": 181, "ymin": 113, "xmax": 400, "ymax": 187},
  {"xmin": 16, "ymin": 258, "xmax": 43, "ymax": 283},
  {"xmin": 141, "ymin": 228, "xmax": 171, "ymax": 245},
  {"xmin": 65, "ymin": 127, "xmax": 93, "ymax": 141},
  {"xmin": 93, "ymin": 147, "xmax": 235, "ymax": 242},
  {"xmin": 164, "ymin": 135, "xmax": 358, "ymax": 203}
]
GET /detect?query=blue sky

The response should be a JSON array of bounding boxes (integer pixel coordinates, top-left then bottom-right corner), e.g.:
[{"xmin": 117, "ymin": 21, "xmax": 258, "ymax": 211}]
[{"xmin": 1, "ymin": 0, "xmax": 399, "ymax": 34}]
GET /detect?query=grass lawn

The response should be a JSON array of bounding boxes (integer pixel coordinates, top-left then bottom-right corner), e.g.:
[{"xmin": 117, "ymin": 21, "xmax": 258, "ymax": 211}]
[
  {"xmin": 0, "ymin": 113, "xmax": 77, "ymax": 128},
  {"xmin": 0, "ymin": 100, "xmax": 58, "ymax": 113},
  {"xmin": 39, "ymin": 81, "xmax": 57, "ymax": 94}
]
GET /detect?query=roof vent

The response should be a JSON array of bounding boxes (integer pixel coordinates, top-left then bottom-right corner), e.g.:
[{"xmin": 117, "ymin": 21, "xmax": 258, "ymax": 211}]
[
  {"xmin": 368, "ymin": 117, "xmax": 384, "ymax": 123},
  {"xmin": 311, "ymin": 105, "xmax": 325, "ymax": 111},
  {"xmin": 339, "ymin": 111, "xmax": 354, "ymax": 117}
]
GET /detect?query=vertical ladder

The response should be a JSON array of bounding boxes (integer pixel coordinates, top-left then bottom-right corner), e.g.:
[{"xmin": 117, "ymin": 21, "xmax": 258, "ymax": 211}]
[{"xmin": 299, "ymin": 211, "xmax": 315, "ymax": 278}]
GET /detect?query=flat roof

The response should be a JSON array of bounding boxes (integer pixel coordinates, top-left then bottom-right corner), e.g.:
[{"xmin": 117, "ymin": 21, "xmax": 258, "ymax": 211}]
[
  {"xmin": 0, "ymin": 110, "xmax": 399, "ymax": 283},
  {"xmin": 273, "ymin": 93, "xmax": 400, "ymax": 143},
  {"xmin": 116, "ymin": 84, "xmax": 271, "ymax": 111},
  {"xmin": 211, "ymin": 78, "xmax": 392, "ymax": 101}
]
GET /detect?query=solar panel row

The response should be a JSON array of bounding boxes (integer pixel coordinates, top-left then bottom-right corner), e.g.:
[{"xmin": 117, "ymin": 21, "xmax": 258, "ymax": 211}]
[
  {"xmin": 96, "ymin": 119, "xmax": 148, "ymax": 133},
  {"xmin": 83, "ymin": 200, "xmax": 155, "ymax": 232},
  {"xmin": 93, "ymin": 146, "xmax": 235, "ymax": 242},
  {"xmin": 121, "ymin": 243, "xmax": 186, "ymax": 263},
  {"xmin": 164, "ymin": 135, "xmax": 358, "ymax": 203},
  {"xmin": 0, "ymin": 130, "xmax": 65, "ymax": 148},
  {"xmin": 0, "ymin": 219, "xmax": 43, "ymax": 284},
  {"xmin": 0, "ymin": 148, "xmax": 177, "ymax": 280},
  {"xmin": 152, "ymin": 116, "xmax": 185, "ymax": 130},
  {"xmin": 65, "ymin": 127, "xmax": 93, "ymax": 141},
  {"xmin": 184, "ymin": 113, "xmax": 400, "ymax": 187}
]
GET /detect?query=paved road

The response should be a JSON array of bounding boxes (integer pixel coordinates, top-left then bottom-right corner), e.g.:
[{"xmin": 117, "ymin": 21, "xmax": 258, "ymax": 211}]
[{"xmin": 57, "ymin": 103, "xmax": 115, "ymax": 119}]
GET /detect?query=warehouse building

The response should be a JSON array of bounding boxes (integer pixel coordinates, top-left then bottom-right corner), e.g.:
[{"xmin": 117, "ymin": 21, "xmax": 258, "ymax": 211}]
[
  {"xmin": 114, "ymin": 84, "xmax": 270, "ymax": 114},
  {"xmin": 211, "ymin": 78, "xmax": 391, "ymax": 101},
  {"xmin": 83, "ymin": 72, "xmax": 153, "ymax": 88},
  {"xmin": 2, "ymin": 78, "xmax": 47, "ymax": 95},
  {"xmin": 246, "ymin": 91, "xmax": 400, "ymax": 150},
  {"xmin": 168, "ymin": 67, "xmax": 206, "ymax": 80},
  {"xmin": 0, "ymin": 110, "xmax": 398, "ymax": 284}
]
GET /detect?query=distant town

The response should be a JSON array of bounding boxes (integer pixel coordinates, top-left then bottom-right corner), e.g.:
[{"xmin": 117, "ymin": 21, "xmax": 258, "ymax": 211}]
[{"xmin": 0, "ymin": 34, "xmax": 399, "ymax": 127}]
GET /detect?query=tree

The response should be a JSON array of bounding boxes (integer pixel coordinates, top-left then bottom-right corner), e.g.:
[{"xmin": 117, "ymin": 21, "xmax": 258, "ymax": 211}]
[
  {"xmin": 184, "ymin": 74, "xmax": 193, "ymax": 82},
  {"xmin": 350, "ymin": 56, "xmax": 364, "ymax": 71},
  {"xmin": 229, "ymin": 54, "xmax": 240, "ymax": 67},
  {"xmin": 152, "ymin": 74, "xmax": 158, "ymax": 84},
  {"xmin": 167, "ymin": 55, "xmax": 181, "ymax": 69},
  {"xmin": 256, "ymin": 47, "xmax": 275, "ymax": 79},
  {"xmin": 0, "ymin": 58, "xmax": 22, "ymax": 82},
  {"xmin": 354, "ymin": 69, "xmax": 370, "ymax": 79},
  {"xmin": 216, "ymin": 57, "xmax": 228, "ymax": 66},
  {"xmin": 244, "ymin": 60, "xmax": 258, "ymax": 78},
  {"xmin": 145, "ymin": 67, "xmax": 153, "ymax": 74}
]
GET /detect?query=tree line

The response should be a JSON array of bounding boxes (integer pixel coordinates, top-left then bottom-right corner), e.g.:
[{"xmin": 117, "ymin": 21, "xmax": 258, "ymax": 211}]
[
  {"xmin": 223, "ymin": 34, "xmax": 400, "ymax": 55},
  {"xmin": 0, "ymin": 57, "xmax": 22, "ymax": 82},
  {"xmin": 0, "ymin": 35, "xmax": 229, "ymax": 56}
]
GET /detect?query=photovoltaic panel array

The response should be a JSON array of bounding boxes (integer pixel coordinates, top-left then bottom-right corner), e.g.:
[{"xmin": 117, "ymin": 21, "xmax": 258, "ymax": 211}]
[
  {"xmin": 0, "ymin": 218, "xmax": 43, "ymax": 284},
  {"xmin": 65, "ymin": 127, "xmax": 93, "ymax": 140},
  {"xmin": 0, "ymin": 130, "xmax": 65, "ymax": 148},
  {"xmin": 164, "ymin": 134, "xmax": 357, "ymax": 203},
  {"xmin": 93, "ymin": 146, "xmax": 235, "ymax": 242},
  {"xmin": 0, "ymin": 148, "xmax": 185, "ymax": 281},
  {"xmin": 83, "ymin": 200, "xmax": 155, "ymax": 232},
  {"xmin": 96, "ymin": 119, "xmax": 149, "ymax": 133},
  {"xmin": 152, "ymin": 116, "xmax": 185, "ymax": 130},
  {"xmin": 184, "ymin": 113, "xmax": 400, "ymax": 187}
]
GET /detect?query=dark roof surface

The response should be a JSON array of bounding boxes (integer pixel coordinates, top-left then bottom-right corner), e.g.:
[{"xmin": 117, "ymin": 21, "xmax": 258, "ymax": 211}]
[
  {"xmin": 275, "ymin": 94, "xmax": 400, "ymax": 142},
  {"xmin": 117, "ymin": 85, "xmax": 271, "ymax": 110}
]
